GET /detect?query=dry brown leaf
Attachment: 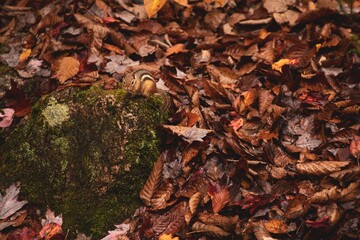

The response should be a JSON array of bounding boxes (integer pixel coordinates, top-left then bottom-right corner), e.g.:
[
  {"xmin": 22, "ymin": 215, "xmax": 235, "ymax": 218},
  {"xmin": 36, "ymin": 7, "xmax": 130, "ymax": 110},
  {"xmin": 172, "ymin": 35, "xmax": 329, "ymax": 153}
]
[
  {"xmin": 263, "ymin": 0, "xmax": 295, "ymax": 13},
  {"xmin": 310, "ymin": 180, "xmax": 360, "ymax": 203},
  {"xmin": 153, "ymin": 202, "xmax": 186, "ymax": 236},
  {"xmin": 144, "ymin": 0, "xmax": 167, "ymax": 18},
  {"xmin": 182, "ymin": 142, "xmax": 201, "ymax": 165},
  {"xmin": 258, "ymin": 90, "xmax": 274, "ymax": 115},
  {"xmin": 162, "ymin": 125, "xmax": 213, "ymax": 143},
  {"xmin": 198, "ymin": 213, "xmax": 238, "ymax": 232},
  {"xmin": 191, "ymin": 221, "xmax": 230, "ymax": 238},
  {"xmin": 350, "ymin": 136, "xmax": 360, "ymax": 159},
  {"xmin": 264, "ymin": 219, "xmax": 288, "ymax": 234},
  {"xmin": 53, "ymin": 56, "xmax": 80, "ymax": 84},
  {"xmin": 252, "ymin": 222, "xmax": 276, "ymax": 240},
  {"xmin": 151, "ymin": 182, "xmax": 174, "ymax": 210},
  {"xmin": 329, "ymin": 166, "xmax": 360, "ymax": 182},
  {"xmin": 296, "ymin": 161, "xmax": 350, "ymax": 176},
  {"xmin": 285, "ymin": 194, "xmax": 310, "ymax": 219},
  {"xmin": 140, "ymin": 154, "xmax": 164, "ymax": 206},
  {"xmin": 189, "ymin": 192, "xmax": 202, "ymax": 214}
]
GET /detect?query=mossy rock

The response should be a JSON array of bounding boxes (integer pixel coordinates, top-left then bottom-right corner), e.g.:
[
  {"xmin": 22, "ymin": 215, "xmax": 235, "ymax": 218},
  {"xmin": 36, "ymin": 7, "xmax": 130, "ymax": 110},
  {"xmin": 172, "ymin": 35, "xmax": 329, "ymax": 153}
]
[{"xmin": 0, "ymin": 86, "xmax": 167, "ymax": 238}]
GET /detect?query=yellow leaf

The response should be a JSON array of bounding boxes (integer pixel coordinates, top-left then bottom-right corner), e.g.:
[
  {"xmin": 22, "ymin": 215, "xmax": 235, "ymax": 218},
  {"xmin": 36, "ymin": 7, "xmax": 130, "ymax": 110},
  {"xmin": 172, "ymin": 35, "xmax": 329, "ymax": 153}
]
[
  {"xmin": 19, "ymin": 49, "xmax": 31, "ymax": 62},
  {"xmin": 174, "ymin": 0, "xmax": 189, "ymax": 7},
  {"xmin": 272, "ymin": 58, "xmax": 299, "ymax": 72},
  {"xmin": 54, "ymin": 56, "xmax": 80, "ymax": 83},
  {"xmin": 159, "ymin": 234, "xmax": 179, "ymax": 240},
  {"xmin": 144, "ymin": 0, "xmax": 167, "ymax": 18}
]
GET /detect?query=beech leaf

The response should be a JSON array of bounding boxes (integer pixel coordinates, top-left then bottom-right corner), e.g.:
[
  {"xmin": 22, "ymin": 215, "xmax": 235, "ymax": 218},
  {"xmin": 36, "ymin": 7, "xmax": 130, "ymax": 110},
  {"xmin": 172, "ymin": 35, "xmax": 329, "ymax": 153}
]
[
  {"xmin": 296, "ymin": 161, "xmax": 350, "ymax": 176},
  {"xmin": 144, "ymin": 0, "xmax": 167, "ymax": 18},
  {"xmin": 54, "ymin": 56, "xmax": 80, "ymax": 83}
]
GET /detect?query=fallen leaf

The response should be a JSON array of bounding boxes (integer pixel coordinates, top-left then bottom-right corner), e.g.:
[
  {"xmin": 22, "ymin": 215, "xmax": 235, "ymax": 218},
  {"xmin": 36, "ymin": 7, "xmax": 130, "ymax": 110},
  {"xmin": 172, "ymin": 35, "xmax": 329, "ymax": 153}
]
[
  {"xmin": 264, "ymin": 219, "xmax": 288, "ymax": 234},
  {"xmin": 144, "ymin": 0, "xmax": 167, "ymax": 18},
  {"xmin": 296, "ymin": 161, "xmax": 350, "ymax": 176},
  {"xmin": 0, "ymin": 108, "xmax": 15, "ymax": 128},
  {"xmin": 272, "ymin": 58, "xmax": 299, "ymax": 72},
  {"xmin": 0, "ymin": 184, "xmax": 27, "ymax": 231},
  {"xmin": 19, "ymin": 49, "xmax": 31, "ymax": 62},
  {"xmin": 54, "ymin": 56, "xmax": 80, "ymax": 83},
  {"xmin": 191, "ymin": 221, "xmax": 230, "ymax": 238},
  {"xmin": 162, "ymin": 125, "xmax": 213, "ymax": 143},
  {"xmin": 350, "ymin": 136, "xmax": 360, "ymax": 159}
]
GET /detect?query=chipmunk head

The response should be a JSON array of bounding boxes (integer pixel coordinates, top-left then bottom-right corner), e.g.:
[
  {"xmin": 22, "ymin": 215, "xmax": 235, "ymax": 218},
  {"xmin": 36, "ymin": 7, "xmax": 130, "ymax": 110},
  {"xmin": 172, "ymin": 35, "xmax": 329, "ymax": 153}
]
[{"xmin": 122, "ymin": 69, "xmax": 154, "ymax": 96}]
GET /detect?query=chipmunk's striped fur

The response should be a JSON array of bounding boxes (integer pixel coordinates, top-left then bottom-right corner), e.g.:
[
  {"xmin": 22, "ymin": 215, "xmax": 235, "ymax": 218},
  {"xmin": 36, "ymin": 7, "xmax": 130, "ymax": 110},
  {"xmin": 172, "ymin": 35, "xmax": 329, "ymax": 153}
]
[{"xmin": 122, "ymin": 69, "xmax": 170, "ymax": 110}]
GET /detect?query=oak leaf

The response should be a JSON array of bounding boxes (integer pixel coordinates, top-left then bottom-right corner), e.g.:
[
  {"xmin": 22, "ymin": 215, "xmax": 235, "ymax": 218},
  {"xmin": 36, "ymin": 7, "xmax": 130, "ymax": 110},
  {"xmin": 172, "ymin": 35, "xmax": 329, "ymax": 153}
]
[{"xmin": 0, "ymin": 184, "xmax": 27, "ymax": 221}]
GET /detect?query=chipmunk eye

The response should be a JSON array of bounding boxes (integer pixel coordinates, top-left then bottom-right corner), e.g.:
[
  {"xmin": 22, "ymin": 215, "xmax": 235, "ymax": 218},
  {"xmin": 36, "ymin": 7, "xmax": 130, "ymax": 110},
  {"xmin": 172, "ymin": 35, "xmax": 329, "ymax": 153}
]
[{"xmin": 131, "ymin": 79, "xmax": 135, "ymax": 86}]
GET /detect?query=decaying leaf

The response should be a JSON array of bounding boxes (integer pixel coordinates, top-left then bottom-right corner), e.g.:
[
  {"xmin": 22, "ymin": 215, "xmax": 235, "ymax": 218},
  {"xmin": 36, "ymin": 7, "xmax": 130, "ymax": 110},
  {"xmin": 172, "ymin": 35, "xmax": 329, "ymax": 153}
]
[
  {"xmin": 162, "ymin": 125, "xmax": 213, "ymax": 143},
  {"xmin": 198, "ymin": 212, "xmax": 238, "ymax": 232},
  {"xmin": 310, "ymin": 180, "xmax": 360, "ymax": 203},
  {"xmin": 329, "ymin": 166, "xmax": 360, "ymax": 183},
  {"xmin": 285, "ymin": 194, "xmax": 310, "ymax": 219},
  {"xmin": 140, "ymin": 153, "xmax": 164, "ymax": 206},
  {"xmin": 0, "ymin": 184, "xmax": 27, "ymax": 220},
  {"xmin": 0, "ymin": 108, "xmax": 15, "ymax": 128},
  {"xmin": 296, "ymin": 161, "xmax": 350, "ymax": 176},
  {"xmin": 350, "ymin": 136, "xmax": 360, "ymax": 159},
  {"xmin": 191, "ymin": 221, "xmax": 230, "ymax": 238},
  {"xmin": 264, "ymin": 219, "xmax": 288, "ymax": 234},
  {"xmin": 53, "ymin": 56, "xmax": 80, "ymax": 83}
]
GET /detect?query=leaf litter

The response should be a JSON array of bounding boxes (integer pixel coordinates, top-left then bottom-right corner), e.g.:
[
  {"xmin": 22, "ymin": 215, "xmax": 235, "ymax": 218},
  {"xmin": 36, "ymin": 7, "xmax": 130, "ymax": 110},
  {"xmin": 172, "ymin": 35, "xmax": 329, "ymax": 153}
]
[{"xmin": 0, "ymin": 0, "xmax": 360, "ymax": 239}]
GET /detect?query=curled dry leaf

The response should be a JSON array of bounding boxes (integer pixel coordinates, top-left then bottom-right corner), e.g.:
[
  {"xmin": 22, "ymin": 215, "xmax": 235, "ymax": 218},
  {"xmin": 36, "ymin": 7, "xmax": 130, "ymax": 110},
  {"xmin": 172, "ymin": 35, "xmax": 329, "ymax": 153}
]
[
  {"xmin": 252, "ymin": 221, "xmax": 277, "ymax": 240},
  {"xmin": 329, "ymin": 166, "xmax": 360, "ymax": 183},
  {"xmin": 150, "ymin": 182, "xmax": 174, "ymax": 210},
  {"xmin": 285, "ymin": 194, "xmax": 310, "ymax": 219},
  {"xmin": 189, "ymin": 192, "xmax": 202, "ymax": 214},
  {"xmin": 310, "ymin": 180, "xmax": 360, "ymax": 203},
  {"xmin": 296, "ymin": 161, "xmax": 350, "ymax": 176},
  {"xmin": 350, "ymin": 136, "xmax": 360, "ymax": 159},
  {"xmin": 53, "ymin": 56, "xmax": 80, "ymax": 83},
  {"xmin": 264, "ymin": 219, "xmax": 288, "ymax": 234},
  {"xmin": 191, "ymin": 221, "xmax": 230, "ymax": 238},
  {"xmin": 198, "ymin": 212, "xmax": 238, "ymax": 232},
  {"xmin": 140, "ymin": 154, "xmax": 164, "ymax": 206}
]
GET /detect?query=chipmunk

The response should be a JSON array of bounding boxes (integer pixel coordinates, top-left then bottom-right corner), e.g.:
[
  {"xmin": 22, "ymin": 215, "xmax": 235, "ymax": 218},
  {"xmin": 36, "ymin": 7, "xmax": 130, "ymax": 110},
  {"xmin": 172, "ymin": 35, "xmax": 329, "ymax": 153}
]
[{"xmin": 122, "ymin": 69, "xmax": 170, "ymax": 110}]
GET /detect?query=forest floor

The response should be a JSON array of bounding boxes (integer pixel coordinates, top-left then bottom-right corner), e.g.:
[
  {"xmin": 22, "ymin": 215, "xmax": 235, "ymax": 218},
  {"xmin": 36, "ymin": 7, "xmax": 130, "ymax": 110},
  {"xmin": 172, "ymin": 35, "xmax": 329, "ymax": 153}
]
[{"xmin": 0, "ymin": 0, "xmax": 360, "ymax": 239}]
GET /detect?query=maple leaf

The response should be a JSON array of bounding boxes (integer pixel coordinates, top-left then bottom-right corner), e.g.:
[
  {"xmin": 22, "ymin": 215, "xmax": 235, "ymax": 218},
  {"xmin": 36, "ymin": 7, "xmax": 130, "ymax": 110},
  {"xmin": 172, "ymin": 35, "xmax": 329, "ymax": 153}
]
[
  {"xmin": 101, "ymin": 223, "xmax": 130, "ymax": 240},
  {"xmin": 104, "ymin": 55, "xmax": 139, "ymax": 74},
  {"xmin": 0, "ymin": 183, "xmax": 27, "ymax": 220},
  {"xmin": 162, "ymin": 125, "xmax": 213, "ymax": 143}
]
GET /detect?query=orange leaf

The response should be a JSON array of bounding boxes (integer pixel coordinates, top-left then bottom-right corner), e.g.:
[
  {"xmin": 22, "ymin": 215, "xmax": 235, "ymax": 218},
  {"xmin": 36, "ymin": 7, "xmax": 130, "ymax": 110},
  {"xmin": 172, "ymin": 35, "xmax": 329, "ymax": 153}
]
[
  {"xmin": 174, "ymin": 0, "xmax": 189, "ymax": 7},
  {"xmin": 19, "ymin": 49, "xmax": 31, "ymax": 62},
  {"xmin": 272, "ymin": 58, "xmax": 299, "ymax": 72},
  {"xmin": 54, "ymin": 56, "xmax": 80, "ymax": 83},
  {"xmin": 165, "ymin": 43, "xmax": 185, "ymax": 56},
  {"xmin": 144, "ymin": 0, "xmax": 167, "ymax": 18},
  {"xmin": 264, "ymin": 219, "xmax": 288, "ymax": 234}
]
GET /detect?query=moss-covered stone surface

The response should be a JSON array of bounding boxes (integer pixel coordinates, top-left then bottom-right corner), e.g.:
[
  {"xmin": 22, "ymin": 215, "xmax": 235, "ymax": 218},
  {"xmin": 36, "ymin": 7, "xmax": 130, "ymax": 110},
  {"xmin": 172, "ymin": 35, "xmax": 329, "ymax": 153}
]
[{"xmin": 0, "ymin": 86, "xmax": 167, "ymax": 238}]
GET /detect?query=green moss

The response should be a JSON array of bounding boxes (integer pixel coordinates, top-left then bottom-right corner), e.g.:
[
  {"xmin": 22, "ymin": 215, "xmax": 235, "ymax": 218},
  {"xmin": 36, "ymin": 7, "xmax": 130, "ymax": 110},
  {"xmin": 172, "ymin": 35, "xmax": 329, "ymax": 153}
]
[{"xmin": 0, "ymin": 86, "xmax": 167, "ymax": 238}]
